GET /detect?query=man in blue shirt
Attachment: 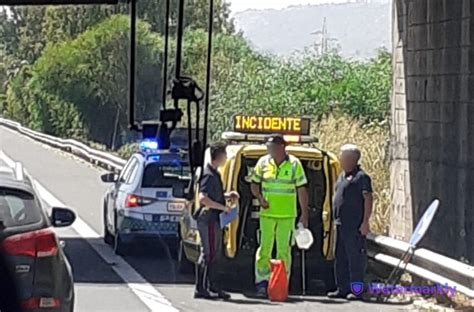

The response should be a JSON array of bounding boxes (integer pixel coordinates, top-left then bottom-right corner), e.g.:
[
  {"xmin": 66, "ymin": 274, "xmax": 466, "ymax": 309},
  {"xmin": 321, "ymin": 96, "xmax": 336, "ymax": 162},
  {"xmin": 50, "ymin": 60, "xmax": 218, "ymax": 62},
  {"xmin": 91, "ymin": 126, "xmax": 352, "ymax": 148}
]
[
  {"xmin": 328, "ymin": 144, "xmax": 373, "ymax": 300},
  {"xmin": 194, "ymin": 142, "xmax": 238, "ymax": 300}
]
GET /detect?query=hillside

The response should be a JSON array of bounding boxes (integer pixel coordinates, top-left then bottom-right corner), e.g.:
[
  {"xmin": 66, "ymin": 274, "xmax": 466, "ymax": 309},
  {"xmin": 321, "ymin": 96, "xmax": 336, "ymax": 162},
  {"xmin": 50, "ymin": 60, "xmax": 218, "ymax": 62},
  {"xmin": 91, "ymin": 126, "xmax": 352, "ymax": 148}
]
[{"xmin": 233, "ymin": 1, "xmax": 391, "ymax": 59}]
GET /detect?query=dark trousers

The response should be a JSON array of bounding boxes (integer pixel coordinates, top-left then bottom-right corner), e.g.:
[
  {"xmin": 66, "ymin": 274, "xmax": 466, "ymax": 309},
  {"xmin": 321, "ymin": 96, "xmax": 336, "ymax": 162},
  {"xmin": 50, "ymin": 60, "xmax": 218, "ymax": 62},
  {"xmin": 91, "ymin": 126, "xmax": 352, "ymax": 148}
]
[
  {"xmin": 334, "ymin": 225, "xmax": 367, "ymax": 294},
  {"xmin": 195, "ymin": 211, "xmax": 223, "ymax": 293}
]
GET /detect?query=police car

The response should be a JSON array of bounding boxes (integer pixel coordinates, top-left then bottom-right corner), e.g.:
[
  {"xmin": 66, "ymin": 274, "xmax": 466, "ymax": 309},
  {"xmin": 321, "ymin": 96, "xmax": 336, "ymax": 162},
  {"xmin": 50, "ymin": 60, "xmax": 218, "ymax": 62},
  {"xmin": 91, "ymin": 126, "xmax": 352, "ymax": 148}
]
[{"xmin": 101, "ymin": 140, "xmax": 192, "ymax": 255}]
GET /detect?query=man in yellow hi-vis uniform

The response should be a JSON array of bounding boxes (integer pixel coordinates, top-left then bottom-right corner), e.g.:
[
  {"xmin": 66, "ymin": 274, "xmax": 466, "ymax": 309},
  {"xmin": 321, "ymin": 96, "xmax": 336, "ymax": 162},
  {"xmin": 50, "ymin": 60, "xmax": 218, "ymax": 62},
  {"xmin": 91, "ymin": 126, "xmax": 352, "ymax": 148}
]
[{"xmin": 251, "ymin": 134, "xmax": 309, "ymax": 297}]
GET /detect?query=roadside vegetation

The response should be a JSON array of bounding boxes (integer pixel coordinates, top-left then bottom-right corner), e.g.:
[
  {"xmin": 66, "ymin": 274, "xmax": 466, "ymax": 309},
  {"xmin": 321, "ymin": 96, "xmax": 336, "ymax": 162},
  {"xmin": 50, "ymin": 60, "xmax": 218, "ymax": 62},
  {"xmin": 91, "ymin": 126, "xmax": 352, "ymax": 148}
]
[{"xmin": 0, "ymin": 5, "xmax": 391, "ymax": 233}]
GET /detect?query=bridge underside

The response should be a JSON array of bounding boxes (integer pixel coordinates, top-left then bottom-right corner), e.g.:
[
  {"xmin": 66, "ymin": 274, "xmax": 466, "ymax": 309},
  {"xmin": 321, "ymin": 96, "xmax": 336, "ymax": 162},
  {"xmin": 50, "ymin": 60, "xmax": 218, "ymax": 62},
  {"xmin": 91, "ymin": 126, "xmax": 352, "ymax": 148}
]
[{"xmin": 390, "ymin": 0, "xmax": 473, "ymax": 262}]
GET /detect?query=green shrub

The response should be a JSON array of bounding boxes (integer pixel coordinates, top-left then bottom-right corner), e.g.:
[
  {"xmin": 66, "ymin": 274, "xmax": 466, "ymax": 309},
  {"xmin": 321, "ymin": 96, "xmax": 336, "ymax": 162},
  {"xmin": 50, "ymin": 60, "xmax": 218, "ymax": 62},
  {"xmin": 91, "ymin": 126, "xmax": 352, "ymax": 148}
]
[{"xmin": 208, "ymin": 51, "xmax": 391, "ymax": 141}]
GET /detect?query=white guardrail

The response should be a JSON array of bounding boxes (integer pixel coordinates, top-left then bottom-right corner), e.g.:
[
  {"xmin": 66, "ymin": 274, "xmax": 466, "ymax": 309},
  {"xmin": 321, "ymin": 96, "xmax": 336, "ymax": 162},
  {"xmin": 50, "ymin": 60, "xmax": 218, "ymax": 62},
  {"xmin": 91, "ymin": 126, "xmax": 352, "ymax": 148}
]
[
  {"xmin": 0, "ymin": 117, "xmax": 473, "ymax": 298},
  {"xmin": 0, "ymin": 117, "xmax": 126, "ymax": 173}
]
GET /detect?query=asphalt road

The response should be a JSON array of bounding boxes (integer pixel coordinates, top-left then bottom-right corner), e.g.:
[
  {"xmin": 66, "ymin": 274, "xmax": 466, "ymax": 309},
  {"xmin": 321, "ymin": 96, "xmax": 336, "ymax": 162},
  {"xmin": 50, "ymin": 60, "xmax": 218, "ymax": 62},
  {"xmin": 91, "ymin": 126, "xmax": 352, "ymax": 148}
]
[{"xmin": 0, "ymin": 126, "xmax": 410, "ymax": 312}]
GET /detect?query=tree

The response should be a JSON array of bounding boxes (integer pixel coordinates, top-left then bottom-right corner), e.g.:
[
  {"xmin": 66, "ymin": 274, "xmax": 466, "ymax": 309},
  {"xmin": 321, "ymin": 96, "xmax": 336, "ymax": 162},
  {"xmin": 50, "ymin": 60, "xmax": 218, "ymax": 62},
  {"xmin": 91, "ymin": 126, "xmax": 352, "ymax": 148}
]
[
  {"xmin": 0, "ymin": 54, "xmax": 7, "ymax": 94},
  {"xmin": 4, "ymin": 7, "xmax": 47, "ymax": 63},
  {"xmin": 4, "ymin": 63, "xmax": 33, "ymax": 124},
  {"xmin": 0, "ymin": 8, "xmax": 20, "ymax": 56},
  {"xmin": 185, "ymin": 0, "xmax": 234, "ymax": 33},
  {"xmin": 41, "ymin": 5, "xmax": 126, "ymax": 46},
  {"xmin": 1, "ymin": 1, "xmax": 235, "ymax": 67},
  {"xmin": 136, "ymin": 0, "xmax": 235, "ymax": 34},
  {"xmin": 4, "ymin": 15, "xmax": 164, "ymax": 147}
]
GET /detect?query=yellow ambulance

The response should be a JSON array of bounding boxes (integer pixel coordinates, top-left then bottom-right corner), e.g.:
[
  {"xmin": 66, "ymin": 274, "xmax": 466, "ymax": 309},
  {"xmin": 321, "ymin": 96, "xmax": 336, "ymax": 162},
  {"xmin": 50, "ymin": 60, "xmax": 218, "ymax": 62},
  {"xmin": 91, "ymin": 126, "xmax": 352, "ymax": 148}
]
[{"xmin": 179, "ymin": 115, "xmax": 341, "ymax": 290}]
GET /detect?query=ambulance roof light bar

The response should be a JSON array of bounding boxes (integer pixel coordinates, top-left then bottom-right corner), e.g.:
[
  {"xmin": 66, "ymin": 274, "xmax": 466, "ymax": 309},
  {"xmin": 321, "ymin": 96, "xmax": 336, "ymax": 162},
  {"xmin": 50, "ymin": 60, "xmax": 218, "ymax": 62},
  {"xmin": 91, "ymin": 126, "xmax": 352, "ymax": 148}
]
[{"xmin": 221, "ymin": 132, "xmax": 317, "ymax": 144}]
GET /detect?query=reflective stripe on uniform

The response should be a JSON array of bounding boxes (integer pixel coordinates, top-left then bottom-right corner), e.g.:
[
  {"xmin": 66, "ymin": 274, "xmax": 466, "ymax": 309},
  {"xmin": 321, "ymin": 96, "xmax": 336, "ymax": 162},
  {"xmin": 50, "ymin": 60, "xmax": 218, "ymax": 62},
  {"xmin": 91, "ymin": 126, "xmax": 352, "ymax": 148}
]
[
  {"xmin": 262, "ymin": 178, "xmax": 295, "ymax": 184},
  {"xmin": 262, "ymin": 187, "xmax": 296, "ymax": 194}
]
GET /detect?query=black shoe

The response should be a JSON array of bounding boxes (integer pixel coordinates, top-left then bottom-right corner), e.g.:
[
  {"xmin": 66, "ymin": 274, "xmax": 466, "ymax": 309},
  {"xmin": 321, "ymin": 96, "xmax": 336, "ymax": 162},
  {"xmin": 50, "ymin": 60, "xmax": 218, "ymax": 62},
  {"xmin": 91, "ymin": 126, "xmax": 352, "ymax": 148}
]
[
  {"xmin": 255, "ymin": 286, "xmax": 268, "ymax": 299},
  {"xmin": 211, "ymin": 290, "xmax": 231, "ymax": 300},
  {"xmin": 327, "ymin": 289, "xmax": 349, "ymax": 299},
  {"xmin": 194, "ymin": 290, "xmax": 217, "ymax": 300}
]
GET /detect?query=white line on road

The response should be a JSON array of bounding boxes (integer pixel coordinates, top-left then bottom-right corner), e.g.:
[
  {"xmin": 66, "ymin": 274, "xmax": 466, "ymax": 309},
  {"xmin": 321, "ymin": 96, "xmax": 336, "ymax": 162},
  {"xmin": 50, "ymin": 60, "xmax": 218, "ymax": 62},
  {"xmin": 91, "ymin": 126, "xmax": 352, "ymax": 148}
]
[{"xmin": 0, "ymin": 150, "xmax": 179, "ymax": 312}]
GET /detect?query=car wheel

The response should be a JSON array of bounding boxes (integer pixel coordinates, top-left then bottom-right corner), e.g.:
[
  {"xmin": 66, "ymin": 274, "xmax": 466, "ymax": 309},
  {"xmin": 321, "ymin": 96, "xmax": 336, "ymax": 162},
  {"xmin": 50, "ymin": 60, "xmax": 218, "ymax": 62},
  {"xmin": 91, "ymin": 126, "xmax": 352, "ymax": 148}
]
[
  {"xmin": 114, "ymin": 232, "xmax": 128, "ymax": 256},
  {"xmin": 113, "ymin": 212, "xmax": 128, "ymax": 256},
  {"xmin": 103, "ymin": 203, "xmax": 113, "ymax": 245},
  {"xmin": 177, "ymin": 240, "xmax": 194, "ymax": 275}
]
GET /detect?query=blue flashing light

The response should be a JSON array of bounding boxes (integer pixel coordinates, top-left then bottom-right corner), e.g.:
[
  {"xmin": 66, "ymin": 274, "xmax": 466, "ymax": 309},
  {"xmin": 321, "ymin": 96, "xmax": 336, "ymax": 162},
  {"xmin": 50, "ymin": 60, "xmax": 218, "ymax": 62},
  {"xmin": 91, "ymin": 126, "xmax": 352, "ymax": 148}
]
[
  {"xmin": 140, "ymin": 139, "xmax": 159, "ymax": 152},
  {"xmin": 148, "ymin": 155, "xmax": 161, "ymax": 162}
]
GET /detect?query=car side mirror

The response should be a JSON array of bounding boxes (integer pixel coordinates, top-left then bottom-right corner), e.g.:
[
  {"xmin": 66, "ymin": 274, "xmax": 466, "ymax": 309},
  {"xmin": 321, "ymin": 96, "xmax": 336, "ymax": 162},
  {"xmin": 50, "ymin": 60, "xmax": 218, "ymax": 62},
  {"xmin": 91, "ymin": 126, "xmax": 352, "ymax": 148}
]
[
  {"xmin": 51, "ymin": 207, "xmax": 76, "ymax": 227},
  {"xmin": 101, "ymin": 173, "xmax": 118, "ymax": 183}
]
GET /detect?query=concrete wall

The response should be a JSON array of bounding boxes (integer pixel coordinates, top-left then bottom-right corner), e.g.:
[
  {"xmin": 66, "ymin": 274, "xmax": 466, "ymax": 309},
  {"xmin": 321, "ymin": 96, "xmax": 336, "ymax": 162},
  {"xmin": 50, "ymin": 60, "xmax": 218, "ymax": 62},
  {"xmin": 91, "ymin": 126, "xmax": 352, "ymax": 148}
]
[{"xmin": 390, "ymin": 0, "xmax": 473, "ymax": 263}]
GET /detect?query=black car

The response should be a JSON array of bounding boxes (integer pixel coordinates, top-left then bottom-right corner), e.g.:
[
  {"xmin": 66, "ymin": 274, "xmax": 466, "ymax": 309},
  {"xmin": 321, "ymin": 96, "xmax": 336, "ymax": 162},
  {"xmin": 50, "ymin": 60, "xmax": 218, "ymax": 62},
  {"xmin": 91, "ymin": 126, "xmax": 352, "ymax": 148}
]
[{"xmin": 0, "ymin": 163, "xmax": 76, "ymax": 312}]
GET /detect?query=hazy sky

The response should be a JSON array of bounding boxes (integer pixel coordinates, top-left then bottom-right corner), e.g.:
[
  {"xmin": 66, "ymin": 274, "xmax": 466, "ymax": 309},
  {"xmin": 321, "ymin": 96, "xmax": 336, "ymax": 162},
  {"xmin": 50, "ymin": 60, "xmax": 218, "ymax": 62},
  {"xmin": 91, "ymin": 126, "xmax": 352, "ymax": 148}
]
[{"xmin": 228, "ymin": 0, "xmax": 352, "ymax": 13}]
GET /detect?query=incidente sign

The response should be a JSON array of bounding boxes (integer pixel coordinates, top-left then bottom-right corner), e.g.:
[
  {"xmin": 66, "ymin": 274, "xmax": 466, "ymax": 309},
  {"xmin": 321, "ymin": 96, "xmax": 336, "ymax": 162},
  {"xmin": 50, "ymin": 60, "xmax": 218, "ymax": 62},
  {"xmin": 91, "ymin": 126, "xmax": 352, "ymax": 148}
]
[{"xmin": 233, "ymin": 115, "xmax": 311, "ymax": 135}]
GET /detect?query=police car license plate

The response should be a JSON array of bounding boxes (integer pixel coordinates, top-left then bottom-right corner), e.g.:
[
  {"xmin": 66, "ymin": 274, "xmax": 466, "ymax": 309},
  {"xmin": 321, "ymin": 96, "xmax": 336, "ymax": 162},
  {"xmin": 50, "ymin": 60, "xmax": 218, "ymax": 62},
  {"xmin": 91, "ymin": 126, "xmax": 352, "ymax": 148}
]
[
  {"xmin": 153, "ymin": 215, "xmax": 180, "ymax": 223},
  {"xmin": 167, "ymin": 202, "xmax": 185, "ymax": 212}
]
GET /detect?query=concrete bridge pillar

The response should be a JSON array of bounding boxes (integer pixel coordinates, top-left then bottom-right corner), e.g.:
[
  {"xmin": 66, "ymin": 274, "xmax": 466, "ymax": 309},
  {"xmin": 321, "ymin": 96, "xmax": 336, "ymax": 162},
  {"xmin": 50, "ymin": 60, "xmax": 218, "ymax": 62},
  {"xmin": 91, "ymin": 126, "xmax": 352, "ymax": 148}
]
[{"xmin": 390, "ymin": 0, "xmax": 473, "ymax": 263}]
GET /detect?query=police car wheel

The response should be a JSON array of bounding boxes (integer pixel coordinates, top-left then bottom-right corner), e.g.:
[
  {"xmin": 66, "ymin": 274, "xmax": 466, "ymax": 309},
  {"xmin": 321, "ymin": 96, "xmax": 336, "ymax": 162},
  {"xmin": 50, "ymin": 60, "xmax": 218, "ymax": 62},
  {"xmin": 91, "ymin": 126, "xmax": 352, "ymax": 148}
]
[
  {"xmin": 103, "ymin": 204, "xmax": 113, "ymax": 245},
  {"xmin": 104, "ymin": 227, "xmax": 113, "ymax": 245},
  {"xmin": 114, "ymin": 232, "xmax": 127, "ymax": 256}
]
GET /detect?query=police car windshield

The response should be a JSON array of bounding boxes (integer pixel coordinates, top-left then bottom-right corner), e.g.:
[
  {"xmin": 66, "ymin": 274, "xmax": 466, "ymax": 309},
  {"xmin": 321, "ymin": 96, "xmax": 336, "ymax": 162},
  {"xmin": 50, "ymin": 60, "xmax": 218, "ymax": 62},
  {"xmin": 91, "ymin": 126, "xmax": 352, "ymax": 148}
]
[
  {"xmin": 0, "ymin": 188, "xmax": 42, "ymax": 230},
  {"xmin": 142, "ymin": 162, "xmax": 191, "ymax": 188}
]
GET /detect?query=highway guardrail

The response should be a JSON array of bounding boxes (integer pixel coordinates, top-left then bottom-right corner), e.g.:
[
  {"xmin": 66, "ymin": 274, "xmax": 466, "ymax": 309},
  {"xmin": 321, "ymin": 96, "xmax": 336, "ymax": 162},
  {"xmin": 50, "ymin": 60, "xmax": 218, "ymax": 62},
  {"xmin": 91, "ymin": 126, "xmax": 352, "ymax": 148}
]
[
  {"xmin": 0, "ymin": 117, "xmax": 126, "ymax": 173},
  {"xmin": 0, "ymin": 117, "xmax": 472, "ymax": 298},
  {"xmin": 367, "ymin": 234, "xmax": 473, "ymax": 298}
]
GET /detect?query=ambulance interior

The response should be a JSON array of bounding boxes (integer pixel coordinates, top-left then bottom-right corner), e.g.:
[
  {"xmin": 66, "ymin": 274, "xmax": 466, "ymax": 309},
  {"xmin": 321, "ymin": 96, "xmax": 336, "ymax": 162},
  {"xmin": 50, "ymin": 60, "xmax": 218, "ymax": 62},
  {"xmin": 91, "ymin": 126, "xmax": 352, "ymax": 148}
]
[
  {"xmin": 236, "ymin": 156, "xmax": 327, "ymax": 258},
  {"xmin": 234, "ymin": 154, "xmax": 335, "ymax": 290}
]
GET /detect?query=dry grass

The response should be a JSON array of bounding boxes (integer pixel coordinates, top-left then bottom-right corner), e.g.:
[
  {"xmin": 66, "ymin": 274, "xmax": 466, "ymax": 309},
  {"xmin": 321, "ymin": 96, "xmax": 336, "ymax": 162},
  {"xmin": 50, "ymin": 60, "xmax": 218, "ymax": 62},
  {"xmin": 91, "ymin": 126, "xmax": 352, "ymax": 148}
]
[
  {"xmin": 313, "ymin": 114, "xmax": 391, "ymax": 235},
  {"xmin": 449, "ymin": 293, "xmax": 474, "ymax": 310}
]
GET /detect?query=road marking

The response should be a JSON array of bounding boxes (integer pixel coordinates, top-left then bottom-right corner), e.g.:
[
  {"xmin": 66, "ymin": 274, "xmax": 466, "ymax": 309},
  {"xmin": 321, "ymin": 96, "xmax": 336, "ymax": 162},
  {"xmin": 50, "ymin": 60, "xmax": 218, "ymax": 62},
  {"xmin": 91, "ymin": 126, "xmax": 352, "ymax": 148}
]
[
  {"xmin": 0, "ymin": 150, "xmax": 15, "ymax": 167},
  {"xmin": 0, "ymin": 150, "xmax": 179, "ymax": 312}
]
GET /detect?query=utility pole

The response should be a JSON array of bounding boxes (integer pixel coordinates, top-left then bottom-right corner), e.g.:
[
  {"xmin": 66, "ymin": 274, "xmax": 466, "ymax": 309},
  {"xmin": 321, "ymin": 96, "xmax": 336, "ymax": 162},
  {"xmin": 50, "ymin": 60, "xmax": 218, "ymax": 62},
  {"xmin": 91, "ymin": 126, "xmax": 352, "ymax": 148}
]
[
  {"xmin": 321, "ymin": 17, "xmax": 328, "ymax": 54},
  {"xmin": 311, "ymin": 17, "xmax": 339, "ymax": 56}
]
